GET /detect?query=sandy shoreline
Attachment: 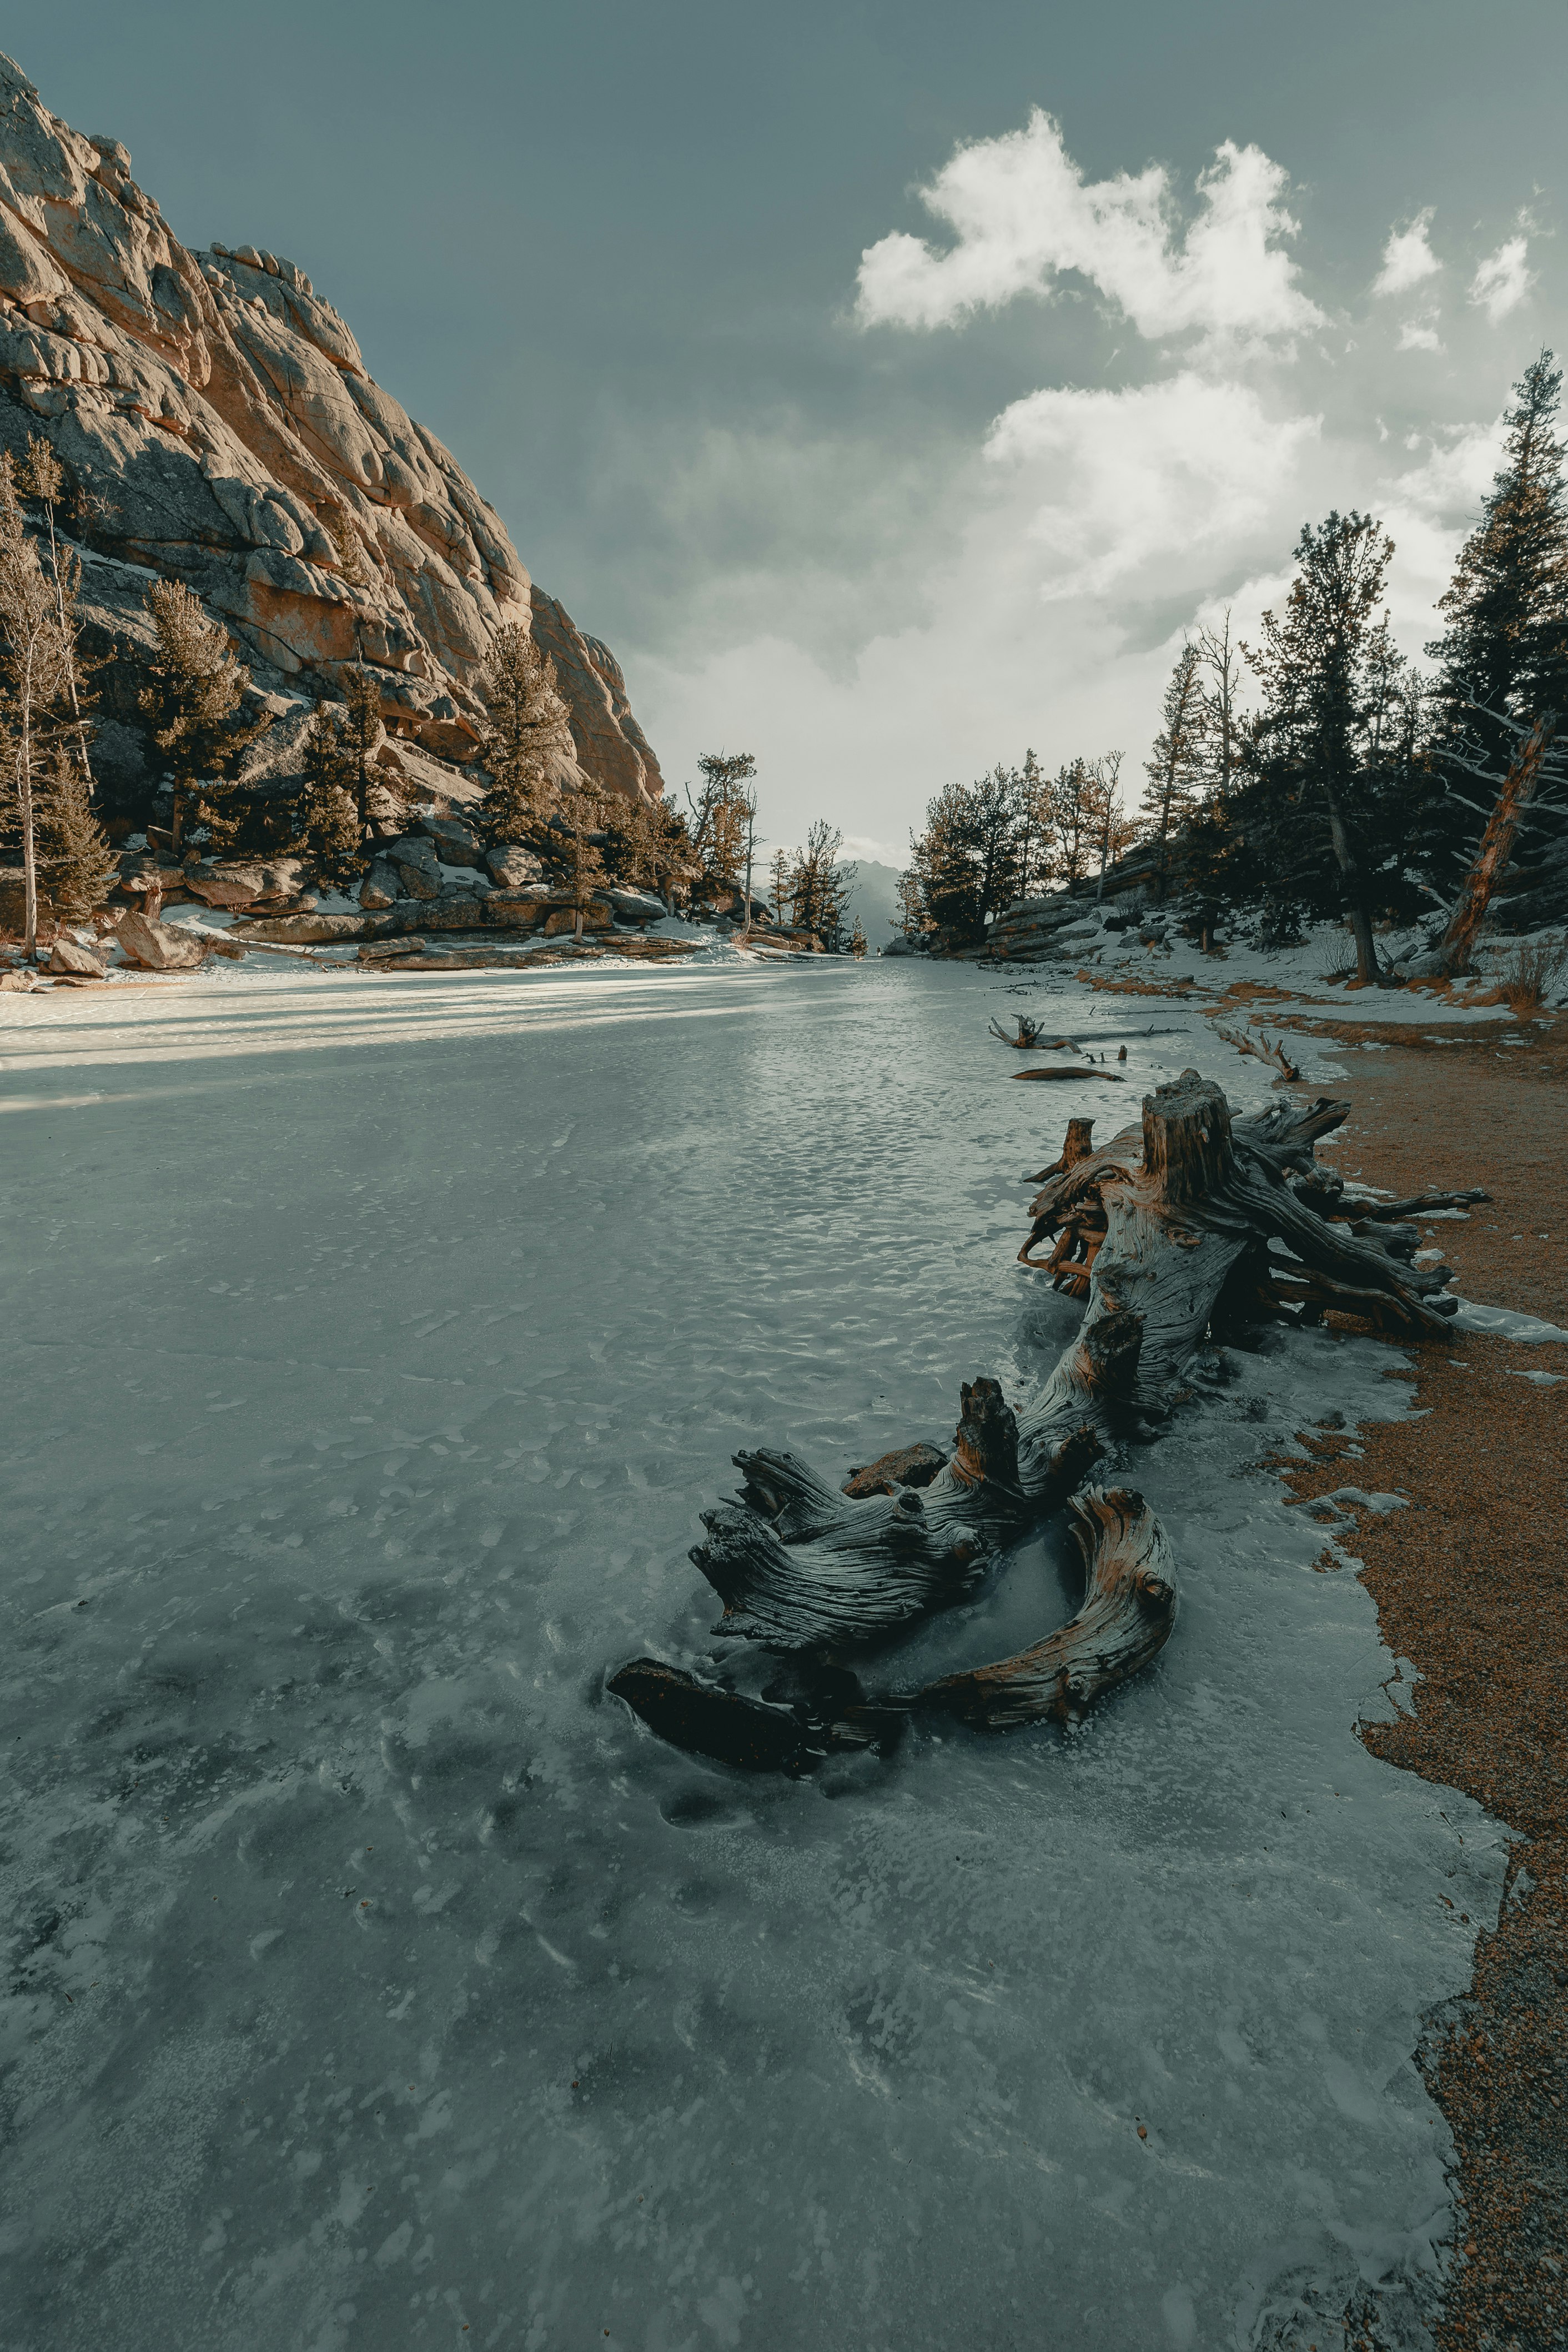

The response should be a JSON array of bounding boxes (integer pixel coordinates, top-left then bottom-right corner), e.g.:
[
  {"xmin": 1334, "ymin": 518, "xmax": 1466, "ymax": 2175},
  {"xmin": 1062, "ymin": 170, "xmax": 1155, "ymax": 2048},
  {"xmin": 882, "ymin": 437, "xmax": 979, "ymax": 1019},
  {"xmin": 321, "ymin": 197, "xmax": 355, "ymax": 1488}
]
[{"xmin": 1271, "ymin": 1010, "xmax": 1567, "ymax": 2350}]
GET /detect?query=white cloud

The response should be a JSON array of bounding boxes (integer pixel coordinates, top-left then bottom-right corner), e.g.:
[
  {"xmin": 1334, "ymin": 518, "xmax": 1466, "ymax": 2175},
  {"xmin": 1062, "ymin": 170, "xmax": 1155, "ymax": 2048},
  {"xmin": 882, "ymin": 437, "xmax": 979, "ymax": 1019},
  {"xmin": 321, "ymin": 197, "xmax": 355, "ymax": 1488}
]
[
  {"xmin": 855, "ymin": 109, "xmax": 1322, "ymax": 347},
  {"xmin": 1396, "ymin": 320, "xmax": 1444, "ymax": 352},
  {"xmin": 983, "ymin": 372, "xmax": 1320, "ymax": 598},
  {"xmin": 1373, "ymin": 210, "xmax": 1440, "ymax": 297},
  {"xmin": 1470, "ymin": 234, "xmax": 1532, "ymax": 322}
]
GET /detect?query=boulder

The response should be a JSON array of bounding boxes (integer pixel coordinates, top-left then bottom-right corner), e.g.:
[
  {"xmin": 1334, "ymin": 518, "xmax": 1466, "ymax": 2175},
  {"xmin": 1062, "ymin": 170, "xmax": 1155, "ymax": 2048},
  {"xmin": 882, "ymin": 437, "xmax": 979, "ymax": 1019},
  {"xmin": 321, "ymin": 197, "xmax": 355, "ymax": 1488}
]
[
  {"xmin": 542, "ymin": 903, "xmax": 612, "ymax": 936},
  {"xmin": 183, "ymin": 864, "xmax": 265, "ymax": 907},
  {"xmin": 421, "ymin": 815, "xmax": 481, "ymax": 867},
  {"xmin": 483, "ymin": 892, "xmax": 553, "ymax": 930},
  {"xmin": 47, "ymin": 936, "xmax": 106, "ymax": 977},
  {"xmin": 485, "ymin": 841, "xmax": 545, "ymax": 889},
  {"xmin": 115, "ymin": 909, "xmax": 208, "ymax": 969},
  {"xmin": 604, "ymin": 887, "xmax": 667, "ymax": 926},
  {"xmin": 386, "ymin": 836, "xmax": 441, "ymax": 899},
  {"xmin": 230, "ymin": 911, "xmax": 379, "ymax": 944},
  {"xmin": 359, "ymin": 864, "xmax": 401, "ymax": 910},
  {"xmin": 0, "ymin": 966, "xmax": 41, "ymax": 991}
]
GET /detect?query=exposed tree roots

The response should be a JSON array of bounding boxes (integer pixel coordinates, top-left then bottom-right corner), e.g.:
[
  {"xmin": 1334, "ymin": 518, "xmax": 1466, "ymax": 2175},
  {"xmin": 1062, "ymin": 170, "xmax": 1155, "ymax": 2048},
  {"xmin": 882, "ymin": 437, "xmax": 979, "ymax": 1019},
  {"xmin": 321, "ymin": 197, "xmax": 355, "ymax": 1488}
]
[{"xmin": 609, "ymin": 1069, "xmax": 1471, "ymax": 1777}]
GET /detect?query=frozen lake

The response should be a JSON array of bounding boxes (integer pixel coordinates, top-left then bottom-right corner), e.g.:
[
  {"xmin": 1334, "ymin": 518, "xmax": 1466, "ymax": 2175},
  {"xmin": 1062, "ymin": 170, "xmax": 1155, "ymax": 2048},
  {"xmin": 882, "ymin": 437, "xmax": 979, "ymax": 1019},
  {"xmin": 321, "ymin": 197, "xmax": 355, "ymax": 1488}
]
[{"xmin": 1, "ymin": 956, "xmax": 1505, "ymax": 2351}]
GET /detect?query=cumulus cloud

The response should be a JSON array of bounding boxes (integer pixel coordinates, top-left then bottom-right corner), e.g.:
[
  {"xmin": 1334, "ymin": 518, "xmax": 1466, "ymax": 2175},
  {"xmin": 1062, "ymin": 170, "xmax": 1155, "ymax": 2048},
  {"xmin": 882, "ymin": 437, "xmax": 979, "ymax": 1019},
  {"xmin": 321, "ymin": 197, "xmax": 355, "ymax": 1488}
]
[
  {"xmin": 1470, "ymin": 234, "xmax": 1532, "ymax": 321},
  {"xmin": 983, "ymin": 372, "xmax": 1320, "ymax": 597},
  {"xmin": 855, "ymin": 109, "xmax": 1322, "ymax": 346},
  {"xmin": 1373, "ymin": 210, "xmax": 1441, "ymax": 298},
  {"xmin": 1396, "ymin": 320, "xmax": 1444, "ymax": 352}
]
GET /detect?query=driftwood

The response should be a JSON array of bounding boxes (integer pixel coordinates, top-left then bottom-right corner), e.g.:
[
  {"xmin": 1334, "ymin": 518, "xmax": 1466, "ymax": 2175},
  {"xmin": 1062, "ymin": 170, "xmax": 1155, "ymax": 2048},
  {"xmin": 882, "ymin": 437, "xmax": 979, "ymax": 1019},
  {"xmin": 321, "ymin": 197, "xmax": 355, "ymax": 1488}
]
[
  {"xmin": 990, "ymin": 1013, "xmax": 1047, "ymax": 1049},
  {"xmin": 607, "ymin": 1485, "xmax": 1173, "ymax": 1772},
  {"xmin": 1215, "ymin": 1023, "xmax": 1301, "ymax": 1082},
  {"xmin": 1012, "ymin": 1065, "xmax": 1125, "ymax": 1083},
  {"xmin": 610, "ymin": 1070, "xmax": 1465, "ymax": 1777}
]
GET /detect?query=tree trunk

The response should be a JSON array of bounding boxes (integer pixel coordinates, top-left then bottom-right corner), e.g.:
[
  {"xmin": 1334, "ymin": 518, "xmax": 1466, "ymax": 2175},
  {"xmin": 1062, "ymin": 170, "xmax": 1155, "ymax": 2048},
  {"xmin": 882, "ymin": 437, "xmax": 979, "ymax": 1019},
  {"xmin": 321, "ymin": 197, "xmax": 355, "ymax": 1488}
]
[
  {"xmin": 1437, "ymin": 714, "xmax": 1555, "ymax": 975},
  {"xmin": 18, "ymin": 636, "xmax": 37, "ymax": 957},
  {"xmin": 1321, "ymin": 780, "xmax": 1387, "ymax": 986},
  {"xmin": 611, "ymin": 1071, "xmax": 1464, "ymax": 1774}
]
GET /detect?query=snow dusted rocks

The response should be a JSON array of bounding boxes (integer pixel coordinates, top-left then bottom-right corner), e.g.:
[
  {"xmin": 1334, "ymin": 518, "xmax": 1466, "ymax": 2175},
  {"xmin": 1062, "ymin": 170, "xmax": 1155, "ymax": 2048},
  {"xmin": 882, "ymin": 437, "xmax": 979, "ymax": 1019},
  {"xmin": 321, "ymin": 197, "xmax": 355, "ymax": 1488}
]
[{"xmin": 0, "ymin": 52, "xmax": 664, "ymax": 804}]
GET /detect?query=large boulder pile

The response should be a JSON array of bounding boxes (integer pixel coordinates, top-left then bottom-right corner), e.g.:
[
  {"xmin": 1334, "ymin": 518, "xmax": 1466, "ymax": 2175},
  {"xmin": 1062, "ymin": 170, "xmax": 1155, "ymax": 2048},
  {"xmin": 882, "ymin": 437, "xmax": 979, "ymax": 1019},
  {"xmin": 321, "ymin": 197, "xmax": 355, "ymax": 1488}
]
[{"xmin": 0, "ymin": 52, "xmax": 664, "ymax": 815}]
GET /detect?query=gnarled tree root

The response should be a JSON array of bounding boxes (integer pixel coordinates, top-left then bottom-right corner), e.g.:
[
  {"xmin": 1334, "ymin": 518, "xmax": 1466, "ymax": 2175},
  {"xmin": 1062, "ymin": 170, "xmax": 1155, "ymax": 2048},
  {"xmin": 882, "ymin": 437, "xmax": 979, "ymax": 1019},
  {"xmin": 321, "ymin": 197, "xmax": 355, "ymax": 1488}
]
[{"xmin": 608, "ymin": 1486, "xmax": 1174, "ymax": 1772}]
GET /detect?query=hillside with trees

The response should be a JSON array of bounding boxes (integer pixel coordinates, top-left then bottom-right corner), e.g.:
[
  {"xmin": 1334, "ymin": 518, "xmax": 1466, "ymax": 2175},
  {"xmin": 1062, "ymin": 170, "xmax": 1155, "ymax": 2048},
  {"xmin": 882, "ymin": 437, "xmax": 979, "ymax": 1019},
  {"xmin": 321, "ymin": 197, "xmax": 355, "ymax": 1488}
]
[{"xmin": 896, "ymin": 352, "xmax": 1568, "ymax": 979}]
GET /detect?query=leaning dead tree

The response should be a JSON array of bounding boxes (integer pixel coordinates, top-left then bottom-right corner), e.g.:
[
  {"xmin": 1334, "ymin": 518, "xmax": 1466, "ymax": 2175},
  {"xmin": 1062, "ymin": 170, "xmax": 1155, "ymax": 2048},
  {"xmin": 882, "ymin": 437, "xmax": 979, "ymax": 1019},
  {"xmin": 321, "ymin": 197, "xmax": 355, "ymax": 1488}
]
[{"xmin": 609, "ymin": 1072, "xmax": 1464, "ymax": 1776}]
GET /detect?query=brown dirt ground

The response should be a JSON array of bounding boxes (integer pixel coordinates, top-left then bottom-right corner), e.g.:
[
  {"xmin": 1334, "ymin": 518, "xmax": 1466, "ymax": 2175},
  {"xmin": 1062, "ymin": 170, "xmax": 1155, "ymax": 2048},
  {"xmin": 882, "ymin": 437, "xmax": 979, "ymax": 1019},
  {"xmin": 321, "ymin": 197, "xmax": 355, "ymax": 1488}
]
[{"xmin": 1270, "ymin": 1011, "xmax": 1568, "ymax": 2351}]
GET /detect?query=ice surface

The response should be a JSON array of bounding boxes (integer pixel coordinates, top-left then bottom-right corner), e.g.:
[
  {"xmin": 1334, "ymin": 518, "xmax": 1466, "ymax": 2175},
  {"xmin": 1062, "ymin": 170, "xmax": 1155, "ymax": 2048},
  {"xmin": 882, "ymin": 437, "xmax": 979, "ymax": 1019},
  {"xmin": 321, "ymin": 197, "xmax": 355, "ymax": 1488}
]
[{"xmin": 0, "ymin": 960, "xmax": 1509, "ymax": 2351}]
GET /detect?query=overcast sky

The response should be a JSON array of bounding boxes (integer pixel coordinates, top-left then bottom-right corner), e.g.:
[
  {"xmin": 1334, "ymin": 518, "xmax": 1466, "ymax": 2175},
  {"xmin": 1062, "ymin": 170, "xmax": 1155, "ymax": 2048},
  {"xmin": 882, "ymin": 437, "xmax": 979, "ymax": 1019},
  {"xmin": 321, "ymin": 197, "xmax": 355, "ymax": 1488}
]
[{"xmin": 20, "ymin": 2, "xmax": 1568, "ymax": 861}]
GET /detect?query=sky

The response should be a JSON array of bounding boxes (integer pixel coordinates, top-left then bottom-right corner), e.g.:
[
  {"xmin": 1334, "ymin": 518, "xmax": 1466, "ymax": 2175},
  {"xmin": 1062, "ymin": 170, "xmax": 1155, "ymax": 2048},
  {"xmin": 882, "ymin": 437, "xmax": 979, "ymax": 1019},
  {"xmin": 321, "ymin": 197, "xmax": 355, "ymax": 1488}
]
[{"xmin": 17, "ymin": 2, "xmax": 1568, "ymax": 862}]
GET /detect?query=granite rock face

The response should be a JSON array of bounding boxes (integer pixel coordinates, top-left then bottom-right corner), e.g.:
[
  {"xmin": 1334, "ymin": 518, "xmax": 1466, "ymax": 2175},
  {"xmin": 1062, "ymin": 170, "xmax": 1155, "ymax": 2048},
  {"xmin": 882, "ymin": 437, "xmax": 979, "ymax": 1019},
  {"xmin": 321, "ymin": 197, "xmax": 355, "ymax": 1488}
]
[{"xmin": 0, "ymin": 53, "xmax": 662, "ymax": 803}]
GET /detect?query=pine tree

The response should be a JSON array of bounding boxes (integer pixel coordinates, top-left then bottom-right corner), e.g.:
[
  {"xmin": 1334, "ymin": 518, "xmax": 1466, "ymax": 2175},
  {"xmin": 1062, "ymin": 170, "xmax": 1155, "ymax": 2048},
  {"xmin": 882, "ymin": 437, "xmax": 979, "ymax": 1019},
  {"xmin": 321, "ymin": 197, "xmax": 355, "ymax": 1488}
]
[
  {"xmin": 970, "ymin": 765, "xmax": 1022, "ymax": 919},
  {"xmin": 1049, "ymin": 759, "xmax": 1095, "ymax": 887},
  {"xmin": 894, "ymin": 865, "xmax": 924, "ymax": 939},
  {"xmin": 850, "ymin": 915, "xmax": 868, "ymax": 959},
  {"xmin": 686, "ymin": 752, "xmax": 756, "ymax": 904},
  {"xmin": 139, "ymin": 580, "xmax": 268, "ymax": 853},
  {"xmin": 769, "ymin": 845, "xmax": 792, "ymax": 929},
  {"xmin": 790, "ymin": 819, "xmax": 855, "ymax": 947},
  {"xmin": 0, "ymin": 451, "xmax": 76, "ymax": 952},
  {"xmin": 1140, "ymin": 644, "xmax": 1207, "ymax": 894},
  {"xmin": 1429, "ymin": 351, "xmax": 1568, "ymax": 766},
  {"xmin": 339, "ymin": 662, "xmax": 385, "ymax": 837},
  {"xmin": 297, "ymin": 701, "xmax": 364, "ymax": 884},
  {"xmin": 1014, "ymin": 749, "xmax": 1054, "ymax": 895},
  {"xmin": 1245, "ymin": 511, "xmax": 1402, "ymax": 985},
  {"xmin": 476, "ymin": 621, "xmax": 574, "ymax": 842},
  {"xmin": 557, "ymin": 771, "xmax": 605, "ymax": 939},
  {"xmin": 38, "ymin": 754, "xmax": 116, "ymax": 920}
]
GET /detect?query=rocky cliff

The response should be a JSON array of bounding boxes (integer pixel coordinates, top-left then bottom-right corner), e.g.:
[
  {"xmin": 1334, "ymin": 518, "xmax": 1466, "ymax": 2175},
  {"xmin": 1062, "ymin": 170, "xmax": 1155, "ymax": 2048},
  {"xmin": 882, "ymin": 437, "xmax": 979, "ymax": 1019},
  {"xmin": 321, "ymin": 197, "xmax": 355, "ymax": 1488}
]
[{"xmin": 0, "ymin": 52, "xmax": 663, "ymax": 808}]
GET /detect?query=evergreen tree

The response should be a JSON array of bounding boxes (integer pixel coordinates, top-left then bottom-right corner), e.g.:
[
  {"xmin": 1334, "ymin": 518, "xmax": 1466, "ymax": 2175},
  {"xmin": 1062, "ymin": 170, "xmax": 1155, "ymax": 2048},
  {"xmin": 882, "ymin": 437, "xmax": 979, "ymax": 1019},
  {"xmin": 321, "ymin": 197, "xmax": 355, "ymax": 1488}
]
[
  {"xmin": 1049, "ymin": 759, "xmax": 1095, "ymax": 887},
  {"xmin": 1428, "ymin": 351, "xmax": 1568, "ymax": 768},
  {"xmin": 1244, "ymin": 511, "xmax": 1405, "ymax": 984},
  {"xmin": 1014, "ymin": 748, "xmax": 1054, "ymax": 895},
  {"xmin": 894, "ymin": 865, "xmax": 924, "ymax": 939},
  {"xmin": 850, "ymin": 915, "xmax": 868, "ymax": 959},
  {"xmin": 790, "ymin": 819, "xmax": 855, "ymax": 947},
  {"xmin": 139, "ymin": 579, "xmax": 268, "ymax": 852},
  {"xmin": 339, "ymin": 661, "xmax": 386, "ymax": 837},
  {"xmin": 1140, "ymin": 644, "xmax": 1207, "ymax": 893},
  {"xmin": 297, "ymin": 700, "xmax": 364, "ymax": 884},
  {"xmin": 38, "ymin": 753, "xmax": 115, "ymax": 920},
  {"xmin": 908, "ymin": 780, "xmax": 983, "ymax": 937},
  {"xmin": 557, "ymin": 771, "xmax": 605, "ymax": 939},
  {"xmin": 476, "ymin": 621, "xmax": 574, "ymax": 841},
  {"xmin": 970, "ymin": 765, "xmax": 1022, "ymax": 917},
  {"xmin": 686, "ymin": 752, "xmax": 756, "ymax": 901},
  {"xmin": 768, "ymin": 844, "xmax": 792, "ymax": 929}
]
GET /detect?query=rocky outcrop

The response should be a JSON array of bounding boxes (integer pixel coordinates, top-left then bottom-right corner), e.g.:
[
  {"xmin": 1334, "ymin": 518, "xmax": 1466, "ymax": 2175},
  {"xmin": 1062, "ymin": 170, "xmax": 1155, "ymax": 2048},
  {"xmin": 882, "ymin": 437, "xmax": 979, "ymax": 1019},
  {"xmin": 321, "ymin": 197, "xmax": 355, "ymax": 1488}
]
[
  {"xmin": 529, "ymin": 589, "xmax": 664, "ymax": 803},
  {"xmin": 0, "ymin": 53, "xmax": 661, "ymax": 803}
]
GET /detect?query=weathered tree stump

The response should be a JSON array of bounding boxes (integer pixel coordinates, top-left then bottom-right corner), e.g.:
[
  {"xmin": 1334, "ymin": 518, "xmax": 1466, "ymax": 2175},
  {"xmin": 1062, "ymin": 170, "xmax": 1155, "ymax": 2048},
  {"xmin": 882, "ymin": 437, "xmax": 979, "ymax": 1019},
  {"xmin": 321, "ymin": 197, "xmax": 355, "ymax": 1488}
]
[{"xmin": 610, "ymin": 1070, "xmax": 1466, "ymax": 1775}]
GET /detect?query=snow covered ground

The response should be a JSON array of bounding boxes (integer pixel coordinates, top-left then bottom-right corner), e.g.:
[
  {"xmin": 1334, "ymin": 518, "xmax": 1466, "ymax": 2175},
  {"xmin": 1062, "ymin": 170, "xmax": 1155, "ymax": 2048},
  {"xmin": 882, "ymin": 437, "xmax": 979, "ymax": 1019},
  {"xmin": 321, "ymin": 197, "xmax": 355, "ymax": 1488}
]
[{"xmin": 0, "ymin": 957, "xmax": 1519, "ymax": 2350}]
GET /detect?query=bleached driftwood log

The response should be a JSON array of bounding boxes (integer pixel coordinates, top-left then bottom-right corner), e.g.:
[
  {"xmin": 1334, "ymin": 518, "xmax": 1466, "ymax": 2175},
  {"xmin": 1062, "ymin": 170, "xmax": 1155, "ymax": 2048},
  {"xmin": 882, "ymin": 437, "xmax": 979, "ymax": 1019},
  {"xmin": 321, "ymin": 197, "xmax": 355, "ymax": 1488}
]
[{"xmin": 611, "ymin": 1070, "xmax": 1463, "ymax": 1774}]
